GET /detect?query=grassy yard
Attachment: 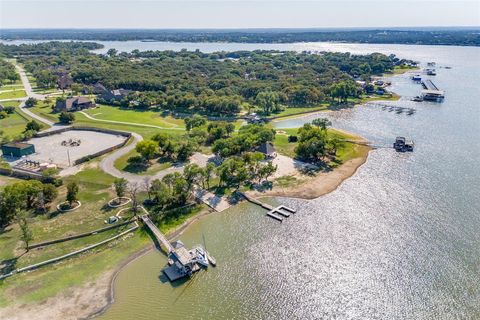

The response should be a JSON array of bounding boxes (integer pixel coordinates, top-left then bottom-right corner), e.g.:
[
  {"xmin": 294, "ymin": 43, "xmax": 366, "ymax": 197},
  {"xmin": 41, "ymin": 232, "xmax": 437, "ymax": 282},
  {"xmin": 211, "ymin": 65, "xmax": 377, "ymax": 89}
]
[
  {"xmin": 28, "ymin": 100, "xmax": 59, "ymax": 123},
  {"xmin": 0, "ymin": 165, "xmax": 207, "ymax": 307},
  {"xmin": 273, "ymin": 126, "xmax": 368, "ymax": 166},
  {"xmin": 74, "ymin": 112, "xmax": 185, "ymax": 138},
  {"xmin": 389, "ymin": 65, "xmax": 418, "ymax": 75},
  {"xmin": 0, "ymin": 101, "xmax": 44, "ymax": 139},
  {"xmin": 0, "ymin": 90, "xmax": 26, "ymax": 100},
  {"xmin": 261, "ymin": 104, "xmax": 329, "ymax": 119},
  {"xmin": 83, "ymin": 104, "xmax": 185, "ymax": 128}
]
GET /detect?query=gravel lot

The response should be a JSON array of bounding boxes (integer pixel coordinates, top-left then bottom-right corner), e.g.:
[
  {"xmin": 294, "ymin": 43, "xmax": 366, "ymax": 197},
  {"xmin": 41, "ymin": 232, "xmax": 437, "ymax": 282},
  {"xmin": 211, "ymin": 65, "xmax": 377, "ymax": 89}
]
[{"xmin": 26, "ymin": 130, "xmax": 127, "ymax": 167}]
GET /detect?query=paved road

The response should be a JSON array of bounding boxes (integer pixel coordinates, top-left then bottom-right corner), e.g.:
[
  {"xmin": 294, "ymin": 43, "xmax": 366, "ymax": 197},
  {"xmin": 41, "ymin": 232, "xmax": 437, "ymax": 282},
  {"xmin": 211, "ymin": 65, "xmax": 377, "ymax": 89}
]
[{"xmin": 14, "ymin": 64, "xmax": 68, "ymax": 130}]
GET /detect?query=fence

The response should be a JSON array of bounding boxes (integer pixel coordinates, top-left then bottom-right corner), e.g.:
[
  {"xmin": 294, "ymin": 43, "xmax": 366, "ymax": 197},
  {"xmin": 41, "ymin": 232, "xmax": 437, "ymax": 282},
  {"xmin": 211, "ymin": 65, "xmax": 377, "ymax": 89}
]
[
  {"xmin": 29, "ymin": 220, "xmax": 135, "ymax": 249},
  {"xmin": 32, "ymin": 126, "xmax": 133, "ymax": 166}
]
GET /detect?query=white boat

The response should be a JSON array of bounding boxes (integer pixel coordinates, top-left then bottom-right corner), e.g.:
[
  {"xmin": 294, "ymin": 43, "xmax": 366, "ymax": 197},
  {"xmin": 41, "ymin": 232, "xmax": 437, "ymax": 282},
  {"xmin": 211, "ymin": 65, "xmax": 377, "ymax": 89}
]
[
  {"xmin": 206, "ymin": 251, "xmax": 217, "ymax": 267},
  {"xmin": 195, "ymin": 247, "xmax": 209, "ymax": 268},
  {"xmin": 411, "ymin": 74, "xmax": 422, "ymax": 81}
]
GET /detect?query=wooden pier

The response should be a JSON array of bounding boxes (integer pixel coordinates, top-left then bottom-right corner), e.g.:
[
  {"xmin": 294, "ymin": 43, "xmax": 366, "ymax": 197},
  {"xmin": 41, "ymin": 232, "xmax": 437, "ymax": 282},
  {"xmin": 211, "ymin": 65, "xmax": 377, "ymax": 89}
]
[
  {"xmin": 239, "ymin": 192, "xmax": 296, "ymax": 222},
  {"xmin": 139, "ymin": 208, "xmax": 174, "ymax": 253}
]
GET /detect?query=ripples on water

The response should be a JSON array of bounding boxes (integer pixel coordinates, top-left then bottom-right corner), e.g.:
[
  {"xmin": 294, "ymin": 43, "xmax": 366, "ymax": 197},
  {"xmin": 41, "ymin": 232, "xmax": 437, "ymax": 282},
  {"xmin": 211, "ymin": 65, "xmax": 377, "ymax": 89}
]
[{"xmin": 86, "ymin": 43, "xmax": 480, "ymax": 320}]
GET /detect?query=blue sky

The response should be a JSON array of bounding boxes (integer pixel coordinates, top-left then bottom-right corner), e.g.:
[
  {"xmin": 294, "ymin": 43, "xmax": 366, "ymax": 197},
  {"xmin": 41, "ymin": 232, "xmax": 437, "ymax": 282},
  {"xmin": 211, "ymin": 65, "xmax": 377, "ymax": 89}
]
[{"xmin": 1, "ymin": 0, "xmax": 479, "ymax": 29}]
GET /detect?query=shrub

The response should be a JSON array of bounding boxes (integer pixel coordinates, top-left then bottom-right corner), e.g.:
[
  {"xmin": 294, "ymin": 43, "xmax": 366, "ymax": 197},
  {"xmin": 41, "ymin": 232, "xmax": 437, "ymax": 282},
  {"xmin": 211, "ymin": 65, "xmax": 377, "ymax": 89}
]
[{"xmin": 288, "ymin": 135, "xmax": 298, "ymax": 143}]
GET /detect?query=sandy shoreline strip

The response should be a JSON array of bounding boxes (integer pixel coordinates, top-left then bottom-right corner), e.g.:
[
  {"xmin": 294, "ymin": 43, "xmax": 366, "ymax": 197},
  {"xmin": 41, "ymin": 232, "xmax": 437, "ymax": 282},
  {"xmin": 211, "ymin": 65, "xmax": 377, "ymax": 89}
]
[{"xmin": 2, "ymin": 132, "xmax": 371, "ymax": 320}]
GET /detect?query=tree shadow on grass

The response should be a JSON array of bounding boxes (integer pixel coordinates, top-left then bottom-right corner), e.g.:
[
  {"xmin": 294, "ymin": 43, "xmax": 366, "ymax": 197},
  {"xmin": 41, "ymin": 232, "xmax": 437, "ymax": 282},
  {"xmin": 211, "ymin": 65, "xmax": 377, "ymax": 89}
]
[
  {"xmin": 123, "ymin": 157, "xmax": 171, "ymax": 174},
  {"xmin": 0, "ymin": 250, "xmax": 27, "ymax": 275}
]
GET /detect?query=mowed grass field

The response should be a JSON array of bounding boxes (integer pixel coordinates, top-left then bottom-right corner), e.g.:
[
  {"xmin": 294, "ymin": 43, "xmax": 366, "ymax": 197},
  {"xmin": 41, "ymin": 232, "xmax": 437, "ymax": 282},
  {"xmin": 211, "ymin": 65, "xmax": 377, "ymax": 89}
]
[
  {"xmin": 83, "ymin": 104, "xmax": 185, "ymax": 128},
  {"xmin": 0, "ymin": 101, "xmax": 44, "ymax": 138},
  {"xmin": 0, "ymin": 89, "xmax": 26, "ymax": 100}
]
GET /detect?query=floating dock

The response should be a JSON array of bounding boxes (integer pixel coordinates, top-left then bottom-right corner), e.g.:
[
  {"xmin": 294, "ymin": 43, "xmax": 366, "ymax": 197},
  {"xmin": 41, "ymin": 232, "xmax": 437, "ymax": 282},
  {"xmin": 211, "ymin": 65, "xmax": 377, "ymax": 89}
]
[{"xmin": 239, "ymin": 192, "xmax": 296, "ymax": 222}]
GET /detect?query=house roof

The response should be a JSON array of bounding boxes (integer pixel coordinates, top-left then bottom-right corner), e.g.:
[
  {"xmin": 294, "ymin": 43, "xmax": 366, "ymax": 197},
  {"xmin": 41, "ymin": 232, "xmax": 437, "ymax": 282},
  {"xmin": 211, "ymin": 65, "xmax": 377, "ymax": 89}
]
[
  {"xmin": 93, "ymin": 82, "xmax": 108, "ymax": 93},
  {"xmin": 173, "ymin": 247, "xmax": 193, "ymax": 265},
  {"xmin": 57, "ymin": 96, "xmax": 92, "ymax": 110},
  {"xmin": 2, "ymin": 142, "xmax": 34, "ymax": 150},
  {"xmin": 112, "ymin": 89, "xmax": 131, "ymax": 97},
  {"xmin": 256, "ymin": 142, "xmax": 276, "ymax": 155}
]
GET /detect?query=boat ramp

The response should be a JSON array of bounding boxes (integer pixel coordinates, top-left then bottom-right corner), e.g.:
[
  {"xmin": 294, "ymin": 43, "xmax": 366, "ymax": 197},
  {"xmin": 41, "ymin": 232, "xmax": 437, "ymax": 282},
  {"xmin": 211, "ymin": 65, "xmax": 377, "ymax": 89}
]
[{"xmin": 238, "ymin": 192, "xmax": 296, "ymax": 222}]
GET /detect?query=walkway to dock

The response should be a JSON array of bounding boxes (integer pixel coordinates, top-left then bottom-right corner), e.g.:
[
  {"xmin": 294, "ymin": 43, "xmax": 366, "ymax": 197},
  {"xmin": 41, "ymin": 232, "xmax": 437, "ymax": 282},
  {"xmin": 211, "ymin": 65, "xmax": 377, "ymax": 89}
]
[
  {"xmin": 194, "ymin": 188, "xmax": 231, "ymax": 212},
  {"xmin": 238, "ymin": 192, "xmax": 296, "ymax": 222},
  {"xmin": 139, "ymin": 207, "xmax": 174, "ymax": 253}
]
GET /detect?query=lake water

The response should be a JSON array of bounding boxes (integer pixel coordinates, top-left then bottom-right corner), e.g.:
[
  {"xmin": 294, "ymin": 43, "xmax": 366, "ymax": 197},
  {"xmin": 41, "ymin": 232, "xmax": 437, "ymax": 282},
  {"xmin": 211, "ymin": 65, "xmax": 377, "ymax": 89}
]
[{"xmin": 6, "ymin": 39, "xmax": 478, "ymax": 319}]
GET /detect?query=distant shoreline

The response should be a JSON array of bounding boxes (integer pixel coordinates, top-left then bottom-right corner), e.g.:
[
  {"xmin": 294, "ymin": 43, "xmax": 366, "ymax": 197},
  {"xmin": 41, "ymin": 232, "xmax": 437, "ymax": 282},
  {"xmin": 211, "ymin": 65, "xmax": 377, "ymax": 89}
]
[{"xmin": 1, "ymin": 28, "xmax": 479, "ymax": 47}]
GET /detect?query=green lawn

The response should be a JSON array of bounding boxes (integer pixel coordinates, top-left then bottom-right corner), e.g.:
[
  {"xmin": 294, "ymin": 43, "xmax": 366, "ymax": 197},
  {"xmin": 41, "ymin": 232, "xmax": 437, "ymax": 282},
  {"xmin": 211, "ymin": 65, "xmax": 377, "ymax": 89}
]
[
  {"xmin": 83, "ymin": 104, "xmax": 185, "ymax": 128},
  {"xmin": 28, "ymin": 101, "xmax": 59, "ymax": 123},
  {"xmin": 32, "ymin": 87, "xmax": 64, "ymax": 95},
  {"xmin": 74, "ymin": 112, "xmax": 185, "ymax": 138},
  {"xmin": 0, "ymin": 101, "xmax": 44, "ymax": 138},
  {"xmin": 389, "ymin": 65, "xmax": 418, "ymax": 75},
  {"xmin": 262, "ymin": 104, "xmax": 329, "ymax": 119},
  {"xmin": 273, "ymin": 127, "xmax": 368, "ymax": 166},
  {"xmin": 0, "ymin": 84, "xmax": 24, "ymax": 89},
  {"xmin": 0, "ymin": 89, "xmax": 26, "ymax": 100}
]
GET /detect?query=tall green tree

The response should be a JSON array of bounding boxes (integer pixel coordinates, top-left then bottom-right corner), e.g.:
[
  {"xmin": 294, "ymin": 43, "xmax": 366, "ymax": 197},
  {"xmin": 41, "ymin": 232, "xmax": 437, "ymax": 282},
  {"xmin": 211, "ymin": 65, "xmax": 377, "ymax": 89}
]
[
  {"xmin": 136, "ymin": 140, "xmax": 157, "ymax": 161},
  {"xmin": 16, "ymin": 211, "xmax": 33, "ymax": 252},
  {"xmin": 66, "ymin": 181, "xmax": 79, "ymax": 207}
]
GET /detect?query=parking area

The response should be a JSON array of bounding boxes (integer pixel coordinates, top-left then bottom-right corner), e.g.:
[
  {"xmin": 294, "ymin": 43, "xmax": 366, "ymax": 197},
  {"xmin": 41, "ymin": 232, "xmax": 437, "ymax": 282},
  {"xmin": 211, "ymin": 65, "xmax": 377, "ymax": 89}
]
[{"xmin": 8, "ymin": 130, "xmax": 127, "ymax": 167}]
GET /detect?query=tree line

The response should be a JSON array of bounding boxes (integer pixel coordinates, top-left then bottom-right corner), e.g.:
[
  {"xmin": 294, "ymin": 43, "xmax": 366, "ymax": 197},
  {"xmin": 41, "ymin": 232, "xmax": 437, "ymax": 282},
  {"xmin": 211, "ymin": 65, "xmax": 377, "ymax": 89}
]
[
  {"xmin": 8, "ymin": 44, "xmax": 405, "ymax": 116},
  {"xmin": 1, "ymin": 29, "xmax": 478, "ymax": 46}
]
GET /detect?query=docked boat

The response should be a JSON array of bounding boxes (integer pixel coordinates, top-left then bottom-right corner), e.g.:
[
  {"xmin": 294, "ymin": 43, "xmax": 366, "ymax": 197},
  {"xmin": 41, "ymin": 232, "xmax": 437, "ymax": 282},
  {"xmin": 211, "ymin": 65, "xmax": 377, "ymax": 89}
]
[
  {"xmin": 393, "ymin": 137, "xmax": 414, "ymax": 152},
  {"xmin": 411, "ymin": 74, "xmax": 422, "ymax": 81},
  {"xmin": 206, "ymin": 251, "xmax": 217, "ymax": 267},
  {"xmin": 412, "ymin": 96, "xmax": 423, "ymax": 102},
  {"xmin": 425, "ymin": 69, "xmax": 437, "ymax": 76},
  {"xmin": 194, "ymin": 247, "xmax": 209, "ymax": 268}
]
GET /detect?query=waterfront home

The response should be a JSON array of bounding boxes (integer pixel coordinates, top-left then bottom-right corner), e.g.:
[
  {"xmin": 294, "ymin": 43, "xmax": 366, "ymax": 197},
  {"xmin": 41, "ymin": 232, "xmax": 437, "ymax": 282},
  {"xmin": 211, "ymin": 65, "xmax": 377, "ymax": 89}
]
[{"xmin": 55, "ymin": 96, "xmax": 95, "ymax": 112}]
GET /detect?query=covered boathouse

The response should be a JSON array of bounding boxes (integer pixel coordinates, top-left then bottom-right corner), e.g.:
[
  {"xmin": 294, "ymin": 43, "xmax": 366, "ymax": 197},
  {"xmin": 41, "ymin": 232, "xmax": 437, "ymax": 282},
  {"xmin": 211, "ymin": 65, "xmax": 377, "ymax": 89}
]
[{"xmin": 1, "ymin": 142, "xmax": 35, "ymax": 158}]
